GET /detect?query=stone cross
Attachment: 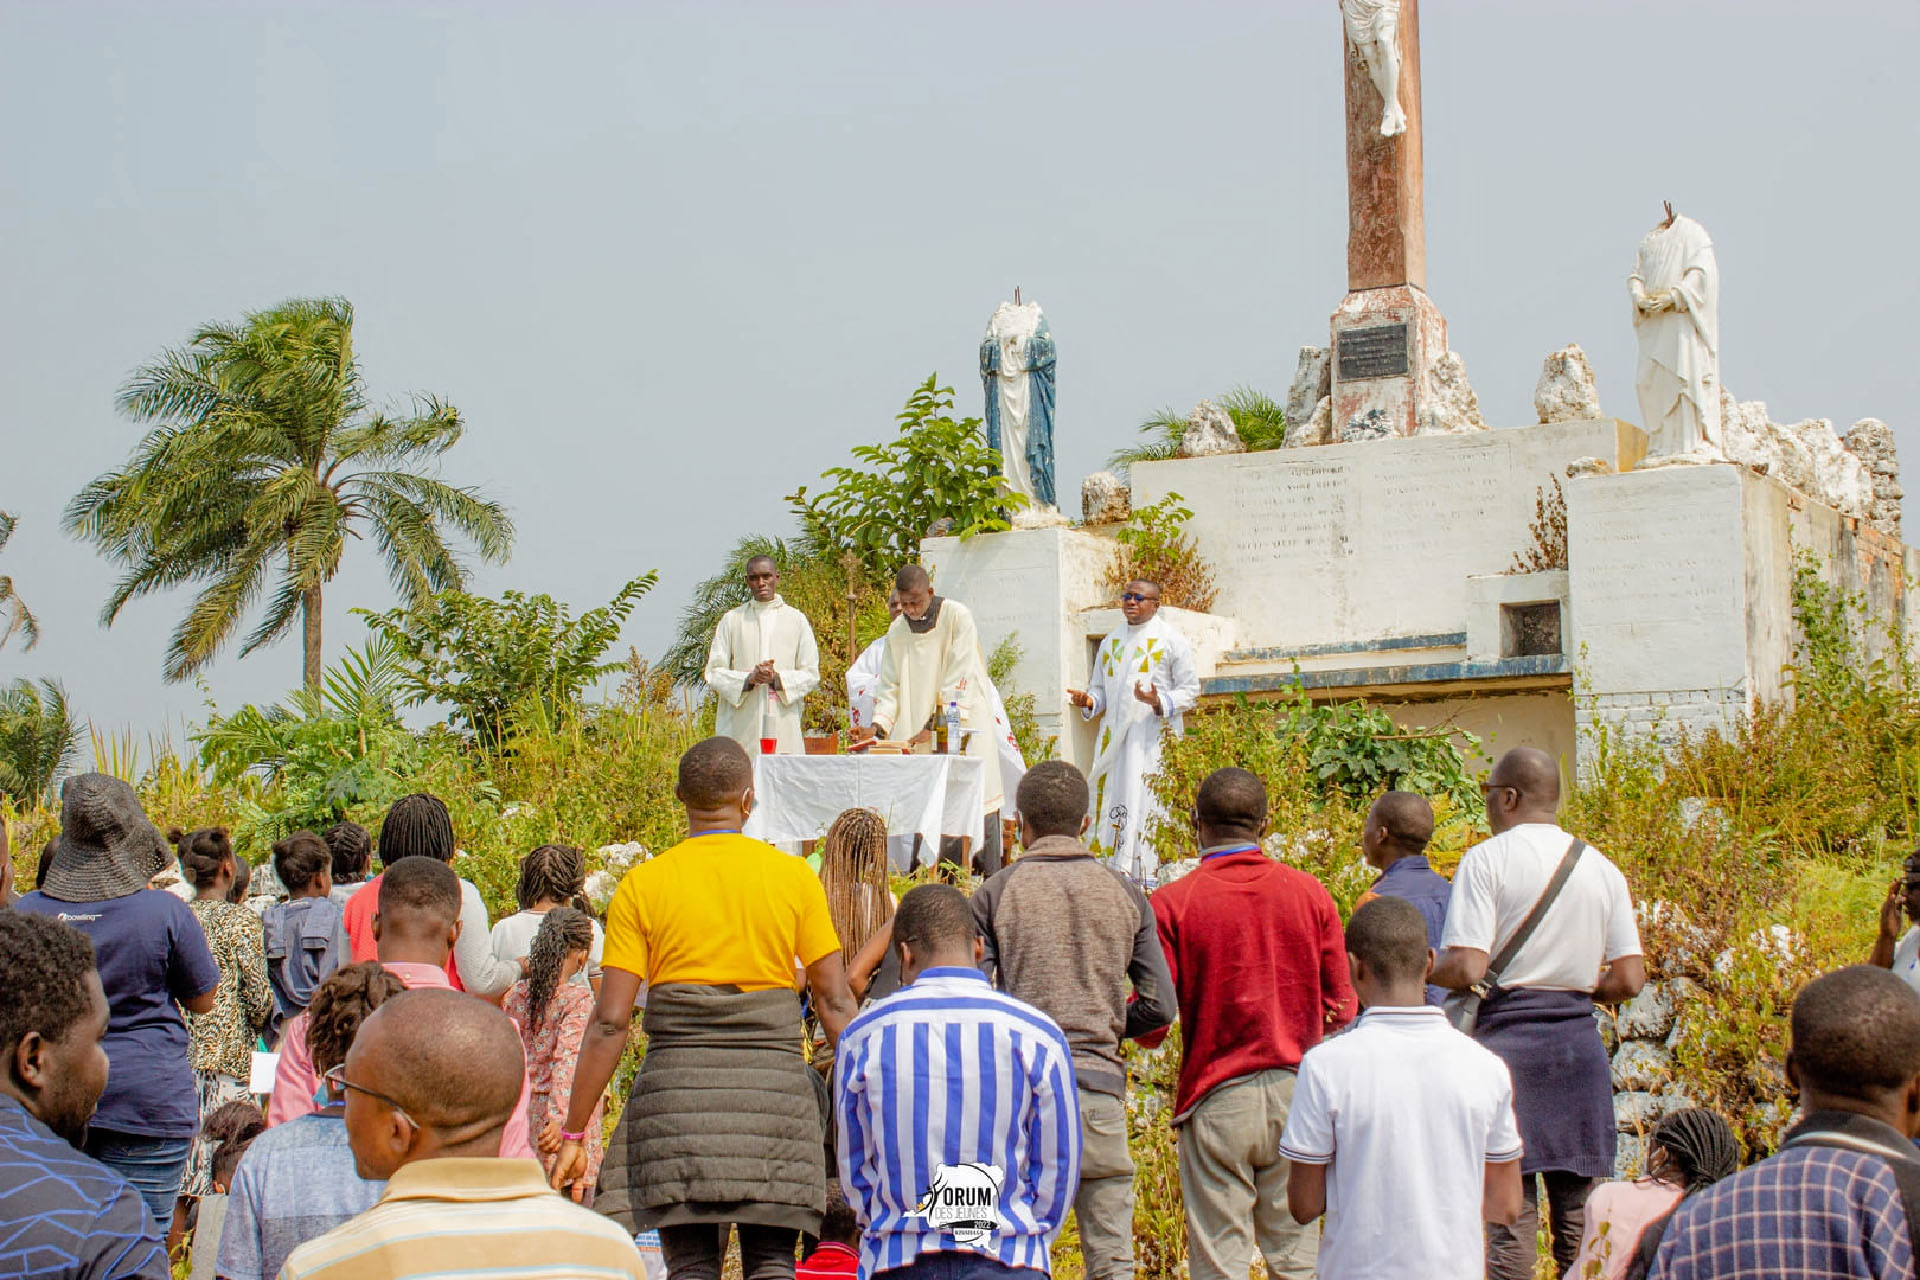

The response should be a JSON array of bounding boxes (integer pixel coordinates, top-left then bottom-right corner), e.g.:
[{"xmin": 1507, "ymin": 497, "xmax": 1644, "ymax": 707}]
[
  {"xmin": 1328, "ymin": 0, "xmax": 1457, "ymax": 440},
  {"xmin": 1343, "ymin": 0, "xmax": 1424, "ymax": 291}
]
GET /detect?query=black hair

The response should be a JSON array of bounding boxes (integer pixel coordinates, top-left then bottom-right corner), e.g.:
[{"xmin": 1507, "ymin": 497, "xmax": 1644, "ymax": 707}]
[
  {"xmin": 1650, "ymin": 1107, "xmax": 1740, "ymax": 1194},
  {"xmin": 202, "ymin": 1099, "xmax": 265, "ymax": 1190},
  {"xmin": 515, "ymin": 844, "xmax": 587, "ymax": 912},
  {"xmin": 1370, "ymin": 791, "xmax": 1435, "ymax": 856},
  {"xmin": 1345, "ymin": 895, "xmax": 1431, "ymax": 985},
  {"xmin": 522, "ymin": 907, "xmax": 595, "ymax": 1040},
  {"xmin": 377, "ymin": 856, "xmax": 461, "ymax": 926},
  {"xmin": 0, "ymin": 912, "xmax": 97, "ymax": 1056},
  {"xmin": 678, "ymin": 737, "xmax": 753, "ymax": 809},
  {"xmin": 34, "ymin": 840, "xmax": 55, "ymax": 889},
  {"xmin": 227, "ymin": 856, "xmax": 252, "ymax": 904},
  {"xmin": 1196, "ymin": 768, "xmax": 1266, "ymax": 834},
  {"xmin": 324, "ymin": 821, "xmax": 373, "ymax": 883},
  {"xmin": 307, "ymin": 961, "xmax": 409, "ymax": 1078},
  {"xmin": 892, "ymin": 884, "xmax": 976, "ymax": 958},
  {"xmin": 378, "ymin": 794, "xmax": 456, "ymax": 866},
  {"xmin": 745, "ymin": 554, "xmax": 778, "ymax": 573},
  {"xmin": 1016, "ymin": 761, "xmax": 1090, "ymax": 840},
  {"xmin": 894, "ymin": 563, "xmax": 931, "ymax": 593},
  {"xmin": 819, "ymin": 1184, "xmax": 859, "ymax": 1246},
  {"xmin": 272, "ymin": 831, "xmax": 332, "ymax": 894},
  {"xmin": 1790, "ymin": 965, "xmax": 1920, "ymax": 1100},
  {"xmin": 168, "ymin": 826, "xmax": 235, "ymax": 890}
]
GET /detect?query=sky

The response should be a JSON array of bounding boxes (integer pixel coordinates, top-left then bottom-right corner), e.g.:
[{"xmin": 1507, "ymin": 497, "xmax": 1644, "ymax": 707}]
[{"xmin": 3, "ymin": 0, "xmax": 1917, "ymax": 745}]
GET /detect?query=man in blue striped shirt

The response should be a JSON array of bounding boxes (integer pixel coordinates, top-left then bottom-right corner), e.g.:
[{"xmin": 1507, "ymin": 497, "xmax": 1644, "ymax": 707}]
[{"xmin": 836, "ymin": 885, "xmax": 1081, "ymax": 1280}]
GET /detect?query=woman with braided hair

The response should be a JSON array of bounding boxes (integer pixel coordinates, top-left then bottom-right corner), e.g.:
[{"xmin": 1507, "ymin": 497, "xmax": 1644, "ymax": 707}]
[
  {"xmin": 490, "ymin": 844, "xmax": 606, "ymax": 994},
  {"xmin": 818, "ymin": 808, "xmax": 900, "ymax": 1004},
  {"xmin": 1572, "ymin": 1105, "xmax": 1740, "ymax": 1280},
  {"xmin": 502, "ymin": 908, "xmax": 604, "ymax": 1199}
]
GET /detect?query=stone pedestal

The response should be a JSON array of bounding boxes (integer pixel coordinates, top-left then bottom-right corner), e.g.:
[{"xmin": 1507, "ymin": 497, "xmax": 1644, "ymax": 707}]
[{"xmin": 1329, "ymin": 285, "xmax": 1447, "ymax": 440}]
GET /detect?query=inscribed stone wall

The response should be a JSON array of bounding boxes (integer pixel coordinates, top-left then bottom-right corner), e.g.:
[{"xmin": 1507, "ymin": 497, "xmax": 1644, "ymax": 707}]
[{"xmin": 1130, "ymin": 419, "xmax": 1632, "ymax": 652}]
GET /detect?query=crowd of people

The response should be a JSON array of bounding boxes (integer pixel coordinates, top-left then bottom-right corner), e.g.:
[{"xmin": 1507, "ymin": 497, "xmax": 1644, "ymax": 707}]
[{"xmin": 8, "ymin": 657, "xmax": 1920, "ymax": 1276}]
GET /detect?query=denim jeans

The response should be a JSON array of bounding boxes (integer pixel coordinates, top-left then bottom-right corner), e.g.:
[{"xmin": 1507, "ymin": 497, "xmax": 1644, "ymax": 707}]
[
  {"xmin": 84, "ymin": 1130, "xmax": 193, "ymax": 1226},
  {"xmin": 874, "ymin": 1254, "xmax": 1039, "ymax": 1280}
]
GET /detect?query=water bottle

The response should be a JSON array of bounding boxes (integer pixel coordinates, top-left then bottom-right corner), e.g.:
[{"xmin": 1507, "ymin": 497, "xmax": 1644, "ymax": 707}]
[{"xmin": 944, "ymin": 700, "xmax": 962, "ymax": 754}]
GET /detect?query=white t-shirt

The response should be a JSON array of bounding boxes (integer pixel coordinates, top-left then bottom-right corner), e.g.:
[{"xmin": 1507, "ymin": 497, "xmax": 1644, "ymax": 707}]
[
  {"xmin": 1440, "ymin": 824, "xmax": 1641, "ymax": 991},
  {"xmin": 489, "ymin": 909, "xmax": 605, "ymax": 986},
  {"xmin": 1279, "ymin": 1005, "xmax": 1524, "ymax": 1280},
  {"xmin": 1893, "ymin": 928, "xmax": 1920, "ymax": 995}
]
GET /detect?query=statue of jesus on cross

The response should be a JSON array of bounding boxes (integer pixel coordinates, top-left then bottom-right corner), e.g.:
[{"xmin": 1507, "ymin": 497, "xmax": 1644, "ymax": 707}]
[{"xmin": 1343, "ymin": 0, "xmax": 1407, "ymax": 137}]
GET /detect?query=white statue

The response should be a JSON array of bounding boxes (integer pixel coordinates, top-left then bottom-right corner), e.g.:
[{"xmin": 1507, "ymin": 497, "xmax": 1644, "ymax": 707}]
[
  {"xmin": 980, "ymin": 295, "xmax": 1057, "ymax": 512},
  {"xmin": 1629, "ymin": 206, "xmax": 1722, "ymax": 459},
  {"xmin": 1342, "ymin": 0, "xmax": 1407, "ymax": 137}
]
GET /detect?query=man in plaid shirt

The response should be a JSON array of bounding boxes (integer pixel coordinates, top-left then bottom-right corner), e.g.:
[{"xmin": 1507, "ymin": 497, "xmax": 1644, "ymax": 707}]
[{"xmin": 1650, "ymin": 965, "xmax": 1920, "ymax": 1278}]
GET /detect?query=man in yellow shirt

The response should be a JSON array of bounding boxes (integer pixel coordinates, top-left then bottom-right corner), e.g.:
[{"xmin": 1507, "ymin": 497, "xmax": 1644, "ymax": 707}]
[{"xmin": 554, "ymin": 736, "xmax": 858, "ymax": 1280}]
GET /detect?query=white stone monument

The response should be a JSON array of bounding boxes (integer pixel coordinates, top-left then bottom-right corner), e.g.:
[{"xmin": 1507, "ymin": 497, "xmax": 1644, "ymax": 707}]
[{"xmin": 1630, "ymin": 210, "xmax": 1722, "ymax": 461}]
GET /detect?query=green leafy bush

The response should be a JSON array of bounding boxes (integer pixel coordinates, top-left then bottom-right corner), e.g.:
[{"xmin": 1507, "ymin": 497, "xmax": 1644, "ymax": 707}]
[
  {"xmin": 1102, "ymin": 493, "xmax": 1218, "ymax": 613},
  {"xmin": 790, "ymin": 375, "xmax": 1017, "ymax": 572},
  {"xmin": 360, "ymin": 573, "xmax": 656, "ymax": 746}
]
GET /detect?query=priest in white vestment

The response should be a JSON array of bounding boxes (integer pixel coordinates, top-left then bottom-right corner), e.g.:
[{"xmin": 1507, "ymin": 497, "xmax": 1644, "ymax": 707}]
[
  {"xmin": 853, "ymin": 565, "xmax": 1008, "ymax": 871},
  {"xmin": 1630, "ymin": 210, "xmax": 1722, "ymax": 459},
  {"xmin": 704, "ymin": 555, "xmax": 821, "ymax": 754},
  {"xmin": 848, "ymin": 590, "xmax": 1027, "ymax": 814},
  {"xmin": 1069, "ymin": 580, "xmax": 1200, "ymax": 884}
]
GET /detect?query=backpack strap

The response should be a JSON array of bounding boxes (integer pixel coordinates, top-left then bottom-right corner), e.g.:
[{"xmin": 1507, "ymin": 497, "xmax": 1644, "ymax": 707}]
[{"xmin": 1785, "ymin": 1130, "xmax": 1920, "ymax": 1265}]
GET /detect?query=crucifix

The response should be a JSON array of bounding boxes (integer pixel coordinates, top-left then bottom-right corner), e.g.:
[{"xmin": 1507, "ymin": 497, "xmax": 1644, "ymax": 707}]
[
  {"xmin": 1327, "ymin": 0, "xmax": 1448, "ymax": 440},
  {"xmin": 1341, "ymin": 0, "xmax": 1424, "ymax": 291}
]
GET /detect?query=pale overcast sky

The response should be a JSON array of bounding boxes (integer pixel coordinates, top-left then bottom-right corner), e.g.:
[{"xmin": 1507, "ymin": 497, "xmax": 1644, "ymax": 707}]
[{"xmin": 3, "ymin": 1, "xmax": 1916, "ymax": 741}]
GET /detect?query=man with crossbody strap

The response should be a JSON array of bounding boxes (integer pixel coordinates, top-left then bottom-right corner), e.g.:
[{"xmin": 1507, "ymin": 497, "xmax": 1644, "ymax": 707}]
[
  {"xmin": 1433, "ymin": 748, "xmax": 1646, "ymax": 1280},
  {"xmin": 1648, "ymin": 965, "xmax": 1920, "ymax": 1279}
]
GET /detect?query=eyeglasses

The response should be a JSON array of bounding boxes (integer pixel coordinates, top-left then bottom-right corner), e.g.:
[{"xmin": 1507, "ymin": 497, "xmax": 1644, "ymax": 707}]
[
  {"xmin": 323, "ymin": 1064, "xmax": 418, "ymax": 1131},
  {"xmin": 1121, "ymin": 593, "xmax": 1158, "ymax": 604}
]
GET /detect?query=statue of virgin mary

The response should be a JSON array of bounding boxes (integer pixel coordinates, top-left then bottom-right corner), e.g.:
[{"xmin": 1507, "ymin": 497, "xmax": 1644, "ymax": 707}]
[{"xmin": 980, "ymin": 299, "xmax": 1057, "ymax": 510}]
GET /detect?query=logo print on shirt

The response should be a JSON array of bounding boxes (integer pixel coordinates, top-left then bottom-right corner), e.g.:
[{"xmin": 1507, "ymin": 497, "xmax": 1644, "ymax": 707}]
[{"xmin": 912, "ymin": 1162, "xmax": 1005, "ymax": 1246}]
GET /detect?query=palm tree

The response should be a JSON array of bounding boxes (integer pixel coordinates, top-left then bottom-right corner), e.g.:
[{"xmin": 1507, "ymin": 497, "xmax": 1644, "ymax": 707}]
[
  {"xmin": 1107, "ymin": 385, "xmax": 1289, "ymax": 476},
  {"xmin": 0, "ymin": 678, "xmax": 78, "ymax": 805},
  {"xmin": 0, "ymin": 511, "xmax": 38, "ymax": 650},
  {"xmin": 65, "ymin": 297, "xmax": 514, "ymax": 690}
]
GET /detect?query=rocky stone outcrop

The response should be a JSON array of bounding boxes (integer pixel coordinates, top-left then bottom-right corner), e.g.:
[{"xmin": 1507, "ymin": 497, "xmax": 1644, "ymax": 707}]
[
  {"xmin": 1177, "ymin": 399, "xmax": 1245, "ymax": 457},
  {"xmin": 1285, "ymin": 346, "xmax": 1332, "ymax": 437},
  {"xmin": 1287, "ymin": 396, "xmax": 1335, "ymax": 448},
  {"xmin": 1081, "ymin": 471, "xmax": 1131, "ymax": 526},
  {"xmin": 1534, "ymin": 344, "xmax": 1603, "ymax": 422},
  {"xmin": 1715, "ymin": 389, "xmax": 1874, "ymax": 521},
  {"xmin": 1844, "ymin": 418, "xmax": 1902, "ymax": 539},
  {"xmin": 1414, "ymin": 351, "xmax": 1490, "ymax": 435}
]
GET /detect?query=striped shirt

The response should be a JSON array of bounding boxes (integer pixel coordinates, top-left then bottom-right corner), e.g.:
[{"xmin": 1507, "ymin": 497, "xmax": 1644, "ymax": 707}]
[
  {"xmin": 834, "ymin": 967, "xmax": 1080, "ymax": 1277},
  {"xmin": 277, "ymin": 1157, "xmax": 644, "ymax": 1280}
]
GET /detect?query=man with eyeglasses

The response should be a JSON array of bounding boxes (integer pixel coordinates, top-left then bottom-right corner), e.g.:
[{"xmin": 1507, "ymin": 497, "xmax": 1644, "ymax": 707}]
[
  {"xmin": 281, "ymin": 988, "xmax": 645, "ymax": 1279},
  {"xmin": 1432, "ymin": 747, "xmax": 1646, "ymax": 1280},
  {"xmin": 1067, "ymin": 578, "xmax": 1199, "ymax": 884},
  {"xmin": 705, "ymin": 554, "xmax": 821, "ymax": 756}
]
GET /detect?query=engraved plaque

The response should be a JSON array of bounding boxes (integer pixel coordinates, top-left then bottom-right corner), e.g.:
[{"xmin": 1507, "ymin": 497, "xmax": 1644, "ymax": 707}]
[{"xmin": 1336, "ymin": 323, "xmax": 1410, "ymax": 381}]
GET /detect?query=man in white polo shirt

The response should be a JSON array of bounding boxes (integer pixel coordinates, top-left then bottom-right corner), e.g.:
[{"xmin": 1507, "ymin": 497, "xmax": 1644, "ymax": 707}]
[
  {"xmin": 1281, "ymin": 896, "xmax": 1524, "ymax": 1279},
  {"xmin": 1431, "ymin": 747, "xmax": 1646, "ymax": 1280}
]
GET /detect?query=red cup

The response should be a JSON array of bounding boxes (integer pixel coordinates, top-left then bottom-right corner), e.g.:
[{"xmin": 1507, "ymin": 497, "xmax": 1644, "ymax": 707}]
[{"xmin": 759, "ymin": 737, "xmax": 778, "ymax": 755}]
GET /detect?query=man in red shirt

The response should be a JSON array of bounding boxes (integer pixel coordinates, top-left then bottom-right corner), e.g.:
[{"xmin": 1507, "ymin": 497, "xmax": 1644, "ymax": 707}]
[{"xmin": 1148, "ymin": 767, "xmax": 1355, "ymax": 1280}]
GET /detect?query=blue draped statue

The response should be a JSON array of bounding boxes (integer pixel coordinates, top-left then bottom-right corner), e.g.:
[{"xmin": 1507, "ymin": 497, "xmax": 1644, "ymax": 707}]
[{"xmin": 980, "ymin": 300, "xmax": 1057, "ymax": 510}]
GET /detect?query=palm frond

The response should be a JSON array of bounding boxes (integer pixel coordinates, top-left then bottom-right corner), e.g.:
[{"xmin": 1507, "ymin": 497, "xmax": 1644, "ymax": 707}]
[
  {"xmin": 0, "ymin": 512, "xmax": 39, "ymax": 650},
  {"xmin": 69, "ymin": 296, "xmax": 511, "ymax": 686},
  {"xmin": 0, "ymin": 678, "xmax": 79, "ymax": 804}
]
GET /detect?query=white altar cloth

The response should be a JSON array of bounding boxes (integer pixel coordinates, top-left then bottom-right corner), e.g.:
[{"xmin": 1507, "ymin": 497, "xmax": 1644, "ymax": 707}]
[{"xmin": 744, "ymin": 754, "xmax": 987, "ymax": 852}]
